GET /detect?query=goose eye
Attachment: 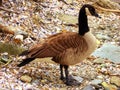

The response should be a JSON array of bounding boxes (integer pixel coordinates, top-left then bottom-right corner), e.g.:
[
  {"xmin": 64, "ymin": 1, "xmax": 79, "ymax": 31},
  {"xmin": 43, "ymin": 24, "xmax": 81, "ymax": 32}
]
[{"xmin": 90, "ymin": 8, "xmax": 95, "ymax": 14}]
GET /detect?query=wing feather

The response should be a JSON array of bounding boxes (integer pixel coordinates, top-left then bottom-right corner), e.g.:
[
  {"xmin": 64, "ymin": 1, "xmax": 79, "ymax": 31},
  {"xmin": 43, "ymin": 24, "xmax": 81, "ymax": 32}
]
[{"xmin": 25, "ymin": 32, "xmax": 87, "ymax": 58}]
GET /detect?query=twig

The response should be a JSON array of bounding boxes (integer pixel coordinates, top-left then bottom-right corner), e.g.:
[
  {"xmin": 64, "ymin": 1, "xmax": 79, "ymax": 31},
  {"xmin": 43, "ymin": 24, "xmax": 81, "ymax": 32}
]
[
  {"xmin": 58, "ymin": 0, "xmax": 68, "ymax": 5},
  {"xmin": 94, "ymin": 5, "xmax": 120, "ymax": 13},
  {"xmin": 0, "ymin": 7, "xmax": 20, "ymax": 14},
  {"xmin": 2, "ymin": 59, "xmax": 12, "ymax": 67}
]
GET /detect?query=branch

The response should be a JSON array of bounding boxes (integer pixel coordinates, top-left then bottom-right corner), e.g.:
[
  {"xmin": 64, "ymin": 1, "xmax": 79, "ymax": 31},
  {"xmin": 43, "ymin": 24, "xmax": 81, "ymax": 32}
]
[
  {"xmin": 94, "ymin": 5, "xmax": 120, "ymax": 13},
  {"xmin": 0, "ymin": 7, "xmax": 19, "ymax": 14}
]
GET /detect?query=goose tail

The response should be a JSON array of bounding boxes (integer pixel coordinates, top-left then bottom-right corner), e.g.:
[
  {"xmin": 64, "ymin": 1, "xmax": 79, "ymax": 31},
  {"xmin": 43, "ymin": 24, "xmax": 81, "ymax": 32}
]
[
  {"xmin": 17, "ymin": 50, "xmax": 35, "ymax": 67},
  {"xmin": 17, "ymin": 57, "xmax": 35, "ymax": 67}
]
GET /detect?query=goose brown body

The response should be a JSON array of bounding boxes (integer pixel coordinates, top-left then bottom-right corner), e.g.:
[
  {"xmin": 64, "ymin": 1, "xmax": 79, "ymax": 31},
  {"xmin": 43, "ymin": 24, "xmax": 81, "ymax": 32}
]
[
  {"xmin": 24, "ymin": 32, "xmax": 96, "ymax": 65},
  {"xmin": 18, "ymin": 4, "xmax": 101, "ymax": 85}
]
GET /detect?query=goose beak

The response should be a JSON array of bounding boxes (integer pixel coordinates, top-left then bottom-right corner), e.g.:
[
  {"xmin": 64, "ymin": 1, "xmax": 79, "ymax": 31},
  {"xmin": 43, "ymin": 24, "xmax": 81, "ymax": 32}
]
[{"xmin": 95, "ymin": 13, "xmax": 101, "ymax": 18}]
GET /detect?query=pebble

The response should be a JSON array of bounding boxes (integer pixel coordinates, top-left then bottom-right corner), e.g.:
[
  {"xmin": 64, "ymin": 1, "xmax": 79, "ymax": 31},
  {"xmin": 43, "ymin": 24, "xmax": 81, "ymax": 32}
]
[
  {"xmin": 0, "ymin": 57, "xmax": 9, "ymax": 64},
  {"xmin": 65, "ymin": 0, "xmax": 73, "ymax": 4},
  {"xmin": 15, "ymin": 29, "xmax": 28, "ymax": 37},
  {"xmin": 14, "ymin": 35, "xmax": 23, "ymax": 41},
  {"xmin": 20, "ymin": 75, "xmax": 32, "ymax": 83},
  {"xmin": 14, "ymin": 34, "xmax": 24, "ymax": 44},
  {"xmin": 93, "ymin": 58, "xmax": 105, "ymax": 64},
  {"xmin": 82, "ymin": 85, "xmax": 95, "ymax": 90},
  {"xmin": 97, "ymin": 75, "xmax": 104, "ymax": 79},
  {"xmin": 110, "ymin": 76, "xmax": 120, "ymax": 87},
  {"xmin": 58, "ymin": 13, "xmax": 77, "ymax": 25},
  {"xmin": 90, "ymin": 79, "xmax": 103, "ymax": 86},
  {"xmin": 96, "ymin": 34, "xmax": 111, "ymax": 40},
  {"xmin": 0, "ymin": 52, "xmax": 9, "ymax": 63},
  {"xmin": 102, "ymin": 82, "xmax": 118, "ymax": 90},
  {"xmin": 72, "ymin": 75, "xmax": 84, "ymax": 83}
]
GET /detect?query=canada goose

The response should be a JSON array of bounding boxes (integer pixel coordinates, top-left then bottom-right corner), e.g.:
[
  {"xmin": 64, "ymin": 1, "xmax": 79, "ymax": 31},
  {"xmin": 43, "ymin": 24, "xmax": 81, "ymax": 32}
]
[{"xmin": 17, "ymin": 4, "xmax": 101, "ymax": 85}]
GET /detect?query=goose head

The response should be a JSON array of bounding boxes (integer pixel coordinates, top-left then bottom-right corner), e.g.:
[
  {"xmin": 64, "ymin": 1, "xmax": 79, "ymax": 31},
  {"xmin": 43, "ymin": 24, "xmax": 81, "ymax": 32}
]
[{"xmin": 85, "ymin": 4, "xmax": 101, "ymax": 18}]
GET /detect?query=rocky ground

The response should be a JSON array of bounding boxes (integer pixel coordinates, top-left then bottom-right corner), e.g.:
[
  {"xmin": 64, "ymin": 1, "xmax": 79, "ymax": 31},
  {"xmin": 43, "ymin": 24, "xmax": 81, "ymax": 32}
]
[{"xmin": 0, "ymin": 0, "xmax": 120, "ymax": 90}]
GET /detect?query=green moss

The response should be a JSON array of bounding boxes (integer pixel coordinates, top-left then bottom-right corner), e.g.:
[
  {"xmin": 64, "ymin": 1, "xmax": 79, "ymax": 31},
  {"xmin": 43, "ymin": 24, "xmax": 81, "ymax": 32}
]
[{"xmin": 0, "ymin": 42, "xmax": 25, "ymax": 55}]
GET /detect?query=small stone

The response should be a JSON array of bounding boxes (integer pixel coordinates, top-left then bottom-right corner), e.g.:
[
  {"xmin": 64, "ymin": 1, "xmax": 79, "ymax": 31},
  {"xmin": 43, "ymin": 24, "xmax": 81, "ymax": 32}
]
[
  {"xmin": 90, "ymin": 79, "xmax": 103, "ymax": 85},
  {"xmin": 96, "ymin": 34, "xmax": 111, "ymax": 40},
  {"xmin": 14, "ymin": 85, "xmax": 22, "ymax": 90},
  {"xmin": 83, "ymin": 85, "xmax": 95, "ymax": 90},
  {"xmin": 13, "ymin": 69, "xmax": 19, "ymax": 74},
  {"xmin": 102, "ymin": 82, "xmax": 118, "ymax": 90},
  {"xmin": 0, "ymin": 52, "xmax": 9, "ymax": 63},
  {"xmin": 0, "ymin": 57, "xmax": 9, "ymax": 63},
  {"xmin": 97, "ymin": 75, "xmax": 104, "ymax": 79},
  {"xmin": 42, "ymin": 87, "xmax": 49, "ymax": 90},
  {"xmin": 110, "ymin": 76, "xmax": 120, "ymax": 87},
  {"xmin": 58, "ymin": 14, "xmax": 77, "ymax": 25},
  {"xmin": 93, "ymin": 58, "xmax": 105, "ymax": 64},
  {"xmin": 24, "ymin": 84, "xmax": 33, "ymax": 90},
  {"xmin": 72, "ymin": 75, "xmax": 84, "ymax": 83},
  {"xmin": 20, "ymin": 75, "xmax": 32, "ymax": 83},
  {"xmin": 41, "ymin": 80, "xmax": 46, "ymax": 83},
  {"xmin": 59, "ymin": 87, "xmax": 67, "ymax": 90},
  {"xmin": 14, "ymin": 35, "xmax": 23, "ymax": 41},
  {"xmin": 66, "ymin": 0, "xmax": 73, "ymax": 4},
  {"xmin": 14, "ymin": 35, "xmax": 23, "ymax": 44}
]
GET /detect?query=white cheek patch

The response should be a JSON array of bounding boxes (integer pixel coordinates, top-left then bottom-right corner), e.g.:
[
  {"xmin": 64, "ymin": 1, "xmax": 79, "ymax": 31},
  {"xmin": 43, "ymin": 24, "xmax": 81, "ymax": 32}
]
[{"xmin": 85, "ymin": 8, "xmax": 91, "ymax": 16}]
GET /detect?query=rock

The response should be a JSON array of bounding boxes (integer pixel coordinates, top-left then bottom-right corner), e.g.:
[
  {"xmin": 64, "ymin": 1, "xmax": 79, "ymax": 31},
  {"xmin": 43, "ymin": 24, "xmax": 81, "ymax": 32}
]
[
  {"xmin": 92, "ymin": 43, "xmax": 120, "ymax": 64},
  {"xmin": 111, "ymin": 0, "xmax": 120, "ymax": 3},
  {"xmin": 6, "ymin": 26, "xmax": 28, "ymax": 36},
  {"xmin": 90, "ymin": 79, "xmax": 103, "ymax": 86},
  {"xmin": 102, "ymin": 82, "xmax": 118, "ymax": 90},
  {"xmin": 93, "ymin": 58, "xmax": 105, "ymax": 64},
  {"xmin": 58, "ymin": 14, "xmax": 77, "ymax": 25},
  {"xmin": 20, "ymin": 75, "xmax": 32, "ymax": 83},
  {"xmin": 66, "ymin": 0, "xmax": 73, "ymax": 4},
  {"xmin": 13, "ymin": 35, "xmax": 24, "ymax": 44},
  {"xmin": 0, "ymin": 57, "xmax": 9, "ymax": 64},
  {"xmin": 16, "ymin": 30, "xmax": 28, "ymax": 37},
  {"xmin": 24, "ymin": 84, "xmax": 33, "ymax": 90},
  {"xmin": 82, "ymin": 85, "xmax": 95, "ymax": 90},
  {"xmin": 118, "ymin": 88, "xmax": 120, "ymax": 90},
  {"xmin": 14, "ymin": 35, "xmax": 23, "ymax": 44},
  {"xmin": 0, "ymin": 52, "xmax": 9, "ymax": 63},
  {"xmin": 97, "ymin": 75, "xmax": 104, "ymax": 79},
  {"xmin": 14, "ymin": 35, "xmax": 23, "ymax": 41},
  {"xmin": 72, "ymin": 75, "xmax": 84, "ymax": 83},
  {"xmin": 58, "ymin": 87, "xmax": 67, "ymax": 90},
  {"xmin": 110, "ymin": 76, "xmax": 120, "ymax": 87},
  {"xmin": 96, "ymin": 34, "xmax": 111, "ymax": 40},
  {"xmin": 64, "ymin": 75, "xmax": 84, "ymax": 85},
  {"xmin": 41, "ymin": 79, "xmax": 46, "ymax": 83},
  {"xmin": 41, "ymin": 87, "xmax": 50, "ymax": 90}
]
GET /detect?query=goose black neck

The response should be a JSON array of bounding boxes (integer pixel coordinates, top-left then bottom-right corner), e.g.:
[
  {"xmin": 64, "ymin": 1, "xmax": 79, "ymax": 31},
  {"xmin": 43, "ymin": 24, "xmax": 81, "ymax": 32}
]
[{"xmin": 78, "ymin": 5, "xmax": 89, "ymax": 36}]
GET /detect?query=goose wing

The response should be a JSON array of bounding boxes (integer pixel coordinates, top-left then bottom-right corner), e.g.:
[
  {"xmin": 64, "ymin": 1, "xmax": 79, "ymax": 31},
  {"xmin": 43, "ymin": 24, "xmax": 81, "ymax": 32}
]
[{"xmin": 25, "ymin": 32, "xmax": 87, "ymax": 58}]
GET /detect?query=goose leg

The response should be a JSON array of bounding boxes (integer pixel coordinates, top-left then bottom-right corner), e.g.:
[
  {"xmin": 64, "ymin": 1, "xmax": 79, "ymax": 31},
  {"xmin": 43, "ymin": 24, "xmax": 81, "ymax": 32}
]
[
  {"xmin": 64, "ymin": 65, "xmax": 70, "ymax": 85},
  {"xmin": 64, "ymin": 65, "xmax": 81, "ymax": 86},
  {"xmin": 60, "ymin": 64, "xmax": 64, "ymax": 80}
]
